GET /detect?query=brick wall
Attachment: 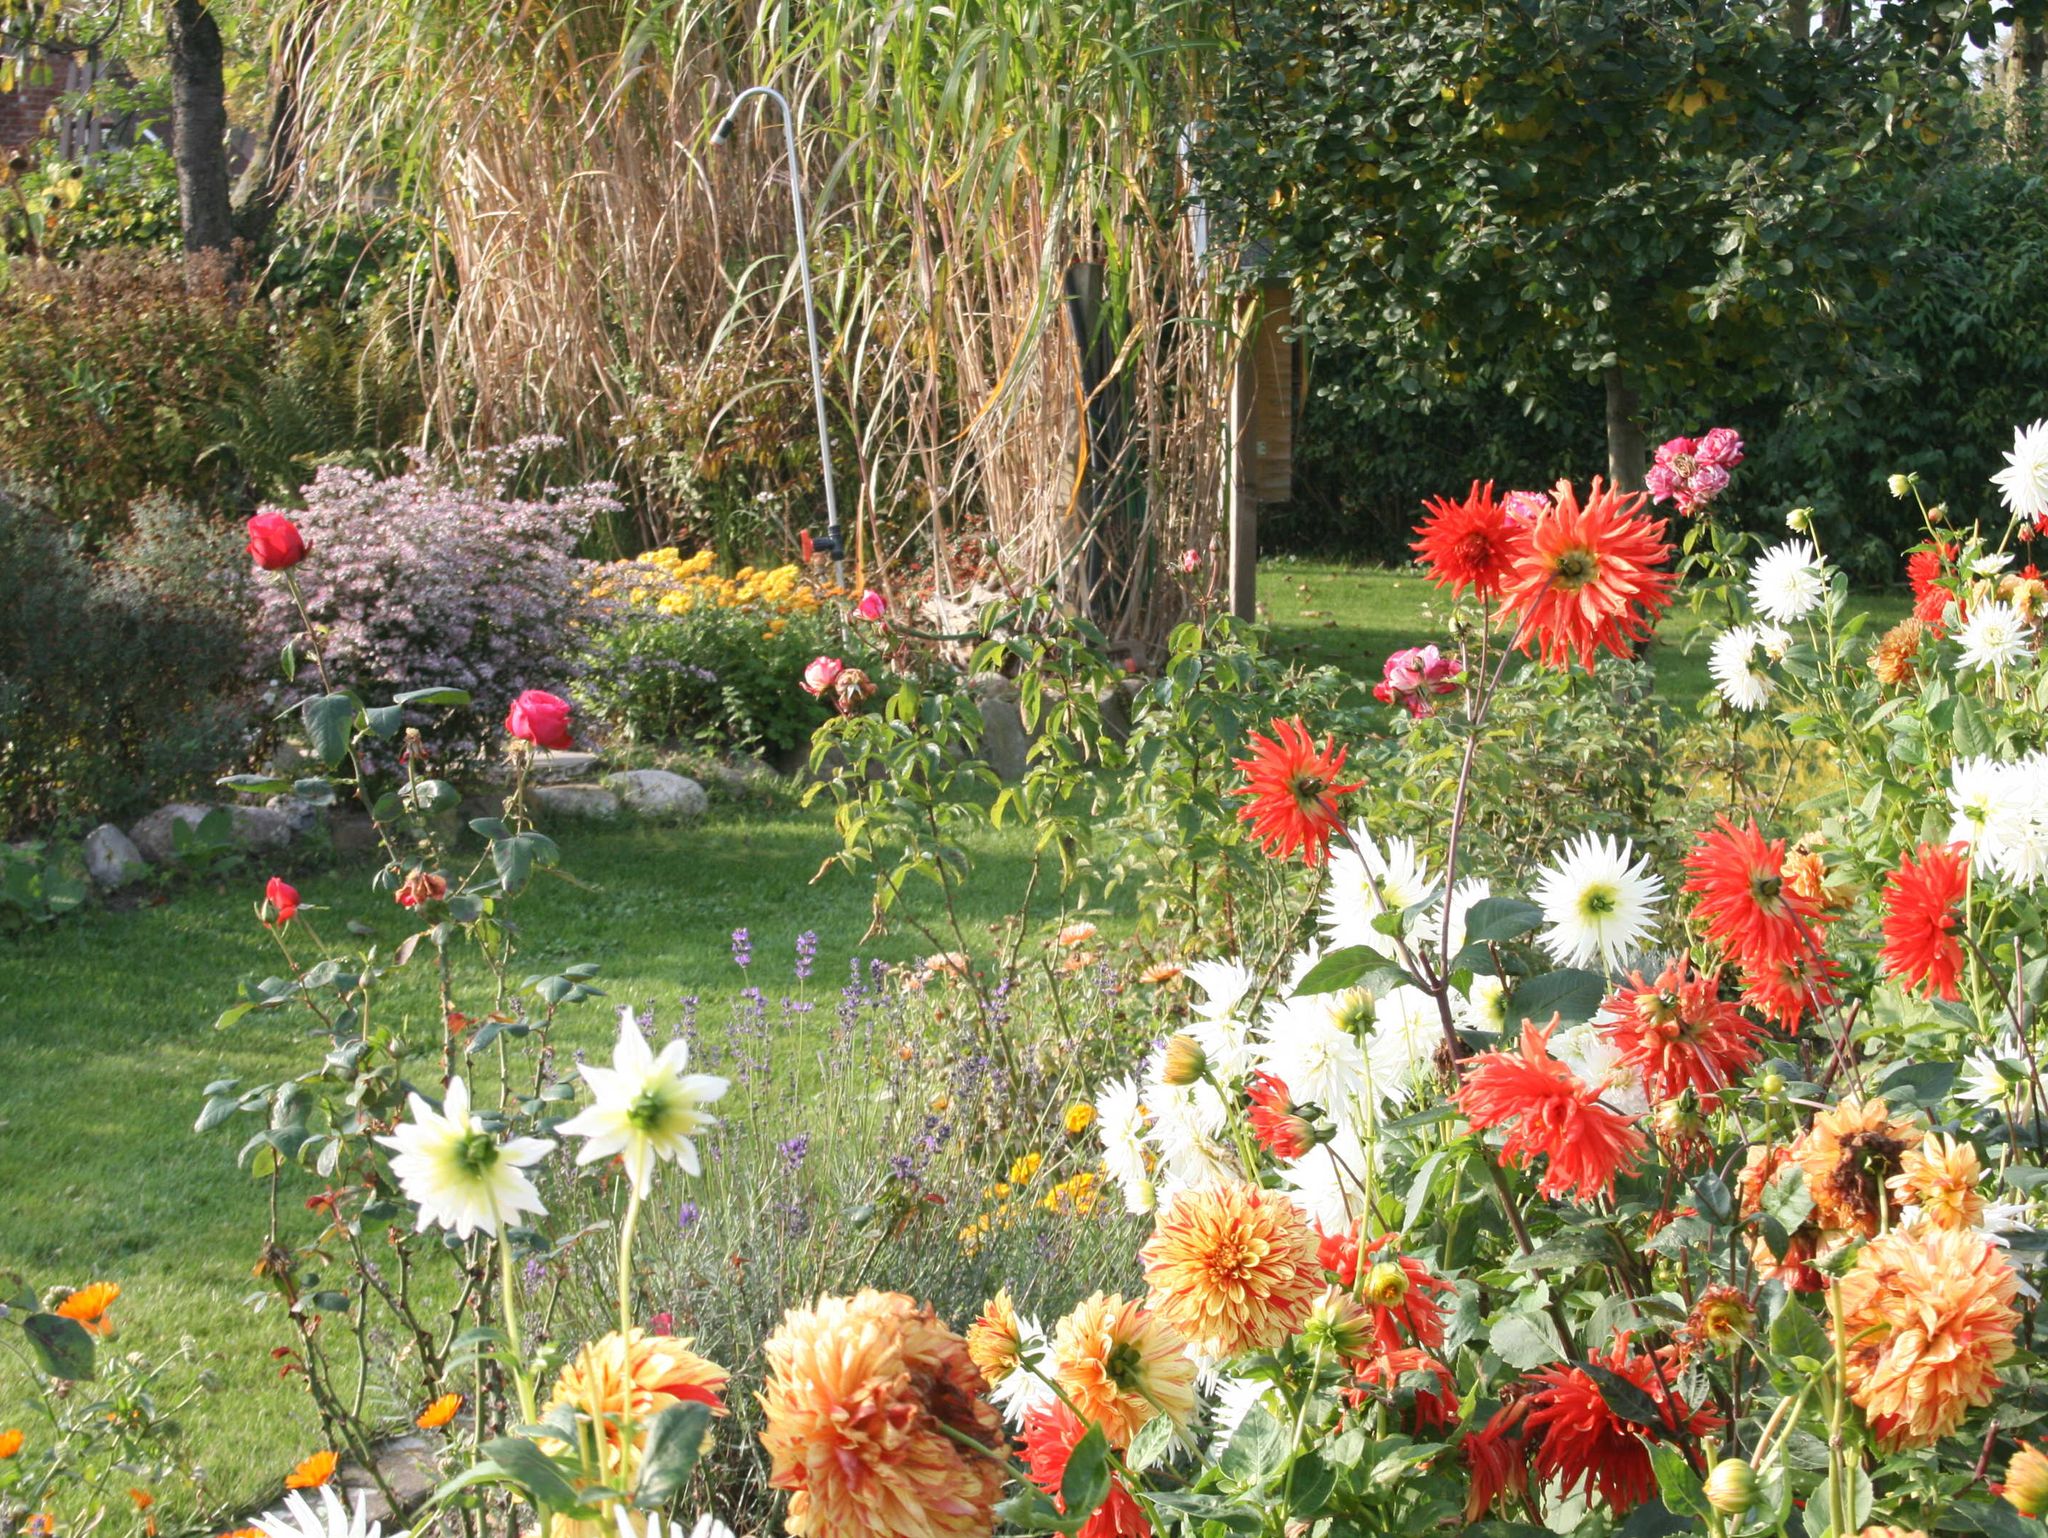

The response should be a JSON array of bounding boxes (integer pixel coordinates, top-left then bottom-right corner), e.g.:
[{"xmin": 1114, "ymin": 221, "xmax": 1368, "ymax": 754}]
[{"xmin": 1, "ymin": 81, "xmax": 67, "ymax": 156}]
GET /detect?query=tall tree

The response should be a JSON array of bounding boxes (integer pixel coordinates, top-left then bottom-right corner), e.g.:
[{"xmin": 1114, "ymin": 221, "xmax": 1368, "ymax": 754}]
[
  {"xmin": 1201, "ymin": 0, "xmax": 2040, "ymax": 487},
  {"xmin": 167, "ymin": 0, "xmax": 232, "ymax": 252}
]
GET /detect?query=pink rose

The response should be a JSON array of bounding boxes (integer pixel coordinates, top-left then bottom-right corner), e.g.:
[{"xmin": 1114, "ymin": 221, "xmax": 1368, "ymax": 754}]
[
  {"xmin": 801, "ymin": 655, "xmax": 846, "ymax": 696},
  {"xmin": 1178, "ymin": 548, "xmax": 1203, "ymax": 574},
  {"xmin": 1377, "ymin": 645, "xmax": 1464, "ymax": 718},
  {"xmin": 855, "ymin": 590, "xmax": 887, "ymax": 621},
  {"xmin": 505, "ymin": 689, "xmax": 574, "ymax": 750},
  {"xmin": 1696, "ymin": 426, "xmax": 1745, "ymax": 467}
]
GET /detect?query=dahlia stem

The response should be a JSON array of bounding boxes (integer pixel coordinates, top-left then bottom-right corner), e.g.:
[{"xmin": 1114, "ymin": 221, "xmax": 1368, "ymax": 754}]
[
  {"xmin": 497, "ymin": 1232, "xmax": 540, "ymax": 1430},
  {"xmin": 616, "ymin": 1179, "xmax": 646, "ymax": 1471}
]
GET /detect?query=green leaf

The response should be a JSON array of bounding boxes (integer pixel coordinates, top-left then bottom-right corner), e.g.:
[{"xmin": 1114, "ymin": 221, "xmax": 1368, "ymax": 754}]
[
  {"xmin": 25, "ymin": 1312, "xmax": 95, "ymax": 1379},
  {"xmin": 1757, "ymin": 1165, "xmax": 1812, "ymax": 1259},
  {"xmin": 479, "ymin": 1434, "xmax": 587, "ymax": 1512},
  {"xmin": 1059, "ymin": 1423, "xmax": 1112, "ymax": 1522},
  {"xmin": 301, "ymin": 693, "xmax": 359, "ymax": 767},
  {"xmin": 1459, "ymin": 896, "xmax": 1545, "ymax": 943},
  {"xmin": 1288, "ymin": 945, "xmax": 1381, "ymax": 996},
  {"xmin": 634, "ymin": 1401, "xmax": 714, "ymax": 1507},
  {"xmin": 1952, "ymin": 693, "xmax": 1992, "ymax": 756},
  {"xmin": 1218, "ymin": 1405, "xmax": 1288, "ymax": 1483},
  {"xmin": 1124, "ymin": 1406, "xmax": 1178, "ymax": 1472},
  {"xmin": 1509, "ymin": 968, "xmax": 1607, "ymax": 1026},
  {"xmin": 1489, "ymin": 1312, "xmax": 1563, "ymax": 1369},
  {"xmin": 217, "ymin": 773, "xmax": 292, "ymax": 794},
  {"xmin": 1579, "ymin": 1362, "xmax": 1668, "ymax": 1432},
  {"xmin": 363, "ymin": 705, "xmax": 404, "ymax": 740},
  {"xmin": 394, "ymin": 686, "xmax": 474, "ymax": 707},
  {"xmin": 1767, "ymin": 1300, "xmax": 1831, "ymax": 1369}
]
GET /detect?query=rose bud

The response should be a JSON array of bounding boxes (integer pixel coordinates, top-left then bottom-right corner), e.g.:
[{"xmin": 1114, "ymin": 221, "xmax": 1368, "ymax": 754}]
[
  {"xmin": 833, "ymin": 667, "xmax": 877, "ymax": 709},
  {"xmin": 263, "ymin": 877, "xmax": 300, "ymax": 926},
  {"xmin": 855, "ymin": 590, "xmax": 887, "ymax": 621},
  {"xmin": 246, "ymin": 512, "xmax": 308, "ymax": 571}
]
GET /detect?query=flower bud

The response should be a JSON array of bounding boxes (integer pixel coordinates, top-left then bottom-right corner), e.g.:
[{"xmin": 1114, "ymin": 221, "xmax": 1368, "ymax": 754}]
[
  {"xmin": 1888, "ymin": 473, "xmax": 1912, "ymax": 498},
  {"xmin": 1300, "ymin": 1288, "xmax": 1373, "ymax": 1359},
  {"xmin": 1654, "ymin": 1097, "xmax": 1705, "ymax": 1144},
  {"xmin": 2004, "ymin": 1443, "xmax": 2048, "ymax": 1519},
  {"xmin": 1361, "ymin": 1260, "xmax": 1411, "ymax": 1309},
  {"xmin": 1757, "ymin": 1070, "xmax": 1786, "ymax": 1098},
  {"xmin": 1705, "ymin": 1458, "xmax": 1757, "ymax": 1516},
  {"xmin": 1786, "ymin": 506, "xmax": 1813, "ymax": 533},
  {"xmin": 1160, "ymin": 1034, "xmax": 1208, "ymax": 1087}
]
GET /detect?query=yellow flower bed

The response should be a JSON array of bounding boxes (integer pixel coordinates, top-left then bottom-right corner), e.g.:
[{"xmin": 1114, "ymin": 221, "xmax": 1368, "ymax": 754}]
[{"xmin": 587, "ymin": 547, "xmax": 844, "ymax": 618}]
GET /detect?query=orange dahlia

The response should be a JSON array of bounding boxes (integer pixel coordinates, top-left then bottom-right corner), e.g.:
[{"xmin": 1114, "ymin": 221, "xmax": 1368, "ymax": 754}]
[
  {"xmin": 1683, "ymin": 818, "xmax": 1831, "ymax": 973},
  {"xmin": 1597, "ymin": 955, "xmax": 1762, "ymax": 1102},
  {"xmin": 966, "ymin": 1290, "xmax": 1029, "ymax": 1387},
  {"xmin": 1869, "ymin": 617, "xmax": 1926, "ymax": 686},
  {"xmin": 759, "ymin": 1290, "xmax": 1003, "ymax": 1538},
  {"xmin": 1140, "ymin": 1180, "xmax": 1322, "ymax": 1358},
  {"xmin": 1351, "ymin": 1346, "xmax": 1458, "ymax": 1431},
  {"xmin": 1838, "ymin": 1227, "xmax": 2019, "ymax": 1450},
  {"xmin": 1737, "ymin": 947, "xmax": 1843, "ymax": 1031},
  {"xmin": 1496, "ymin": 477, "xmax": 1676, "ymax": 671},
  {"xmin": 1795, "ymin": 1096, "xmax": 1921, "ymax": 1238},
  {"xmin": 1051, "ymin": 1292, "xmax": 1197, "ymax": 1448},
  {"xmin": 1520, "ymin": 1336, "xmax": 1720, "ymax": 1513},
  {"xmin": 546, "ymin": 1329, "xmax": 727, "ymax": 1477},
  {"xmin": 1889, "ymin": 1132, "xmax": 1987, "ymax": 1232},
  {"xmin": 1879, "ymin": 843, "xmax": 1970, "ymax": 1001},
  {"xmin": 1736, "ymin": 1144, "xmax": 1825, "ymax": 1292},
  {"xmin": 1355, "ymin": 1232, "xmax": 1450, "ymax": 1353},
  {"xmin": 1021, "ymin": 1402, "xmax": 1150, "ymax": 1538},
  {"xmin": 1455, "ymin": 1016, "xmax": 1646, "ymax": 1203},
  {"xmin": 1413, "ymin": 480, "xmax": 1526, "ymax": 599},
  {"xmin": 2001, "ymin": 1440, "xmax": 2048, "ymax": 1518},
  {"xmin": 54, "ymin": 1282, "xmax": 121, "ymax": 1337},
  {"xmin": 1230, "ymin": 718, "xmax": 1362, "ymax": 866}
]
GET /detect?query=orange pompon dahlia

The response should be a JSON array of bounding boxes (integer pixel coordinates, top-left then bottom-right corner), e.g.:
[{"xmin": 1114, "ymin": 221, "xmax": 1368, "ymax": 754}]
[
  {"xmin": 1496, "ymin": 477, "xmax": 1676, "ymax": 671},
  {"xmin": 1520, "ymin": 1336, "xmax": 1721, "ymax": 1513},
  {"xmin": 1230, "ymin": 718, "xmax": 1362, "ymax": 866},
  {"xmin": 759, "ymin": 1290, "xmax": 1003, "ymax": 1538},
  {"xmin": 1794, "ymin": 1096, "xmax": 1921, "ymax": 1238},
  {"xmin": 1140, "ymin": 1181, "xmax": 1322, "ymax": 1358},
  {"xmin": 1683, "ymin": 818, "xmax": 1832, "ymax": 973},
  {"xmin": 1020, "ymin": 1402, "xmax": 1150, "ymax": 1538},
  {"xmin": 1838, "ymin": 1227, "xmax": 2020, "ymax": 1450},
  {"xmin": 966, "ymin": 1290, "xmax": 1029, "ymax": 1387},
  {"xmin": 1462, "ymin": 1400, "xmax": 1532, "ymax": 1523},
  {"xmin": 1413, "ymin": 480, "xmax": 1526, "ymax": 599},
  {"xmin": 54, "ymin": 1282, "xmax": 121, "ymax": 1337},
  {"xmin": 547, "ymin": 1329, "xmax": 727, "ymax": 1477},
  {"xmin": 1889, "ymin": 1132, "xmax": 1988, "ymax": 1232},
  {"xmin": 1597, "ymin": 955, "xmax": 1762, "ymax": 1101},
  {"xmin": 283, "ymin": 1450, "xmax": 337, "ymax": 1490},
  {"xmin": 1051, "ymin": 1292, "xmax": 1197, "ymax": 1449},
  {"xmin": 1879, "ymin": 843, "xmax": 1970, "ymax": 1001},
  {"xmin": 1455, "ymin": 1016, "xmax": 1646, "ymax": 1203}
]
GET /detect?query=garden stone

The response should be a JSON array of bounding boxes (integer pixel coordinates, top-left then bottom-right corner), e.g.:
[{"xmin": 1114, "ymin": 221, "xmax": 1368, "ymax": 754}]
[
  {"xmin": 603, "ymin": 768, "xmax": 708, "ymax": 818},
  {"xmin": 82, "ymin": 824, "xmax": 148, "ymax": 888},
  {"xmin": 265, "ymin": 794, "xmax": 326, "ymax": 837},
  {"xmin": 967, "ymin": 673, "xmax": 1030, "ymax": 782},
  {"xmin": 130, "ymin": 802, "xmax": 298, "ymax": 864},
  {"xmin": 525, "ymin": 748, "xmax": 603, "ymax": 783},
  {"xmin": 330, "ymin": 812, "xmax": 382, "ymax": 859},
  {"xmin": 528, "ymin": 782, "xmax": 622, "ymax": 821}
]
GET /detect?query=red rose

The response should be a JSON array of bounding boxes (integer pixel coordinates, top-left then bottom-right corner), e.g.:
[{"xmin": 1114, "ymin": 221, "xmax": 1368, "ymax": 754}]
[
  {"xmin": 505, "ymin": 689, "xmax": 573, "ymax": 750},
  {"xmin": 246, "ymin": 513, "xmax": 308, "ymax": 571},
  {"xmin": 264, "ymin": 876, "xmax": 300, "ymax": 925}
]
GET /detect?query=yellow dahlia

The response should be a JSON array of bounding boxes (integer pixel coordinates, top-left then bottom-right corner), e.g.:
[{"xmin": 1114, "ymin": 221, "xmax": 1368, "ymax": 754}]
[
  {"xmin": 545, "ymin": 1329, "xmax": 726, "ymax": 1477},
  {"xmin": 966, "ymin": 1290, "xmax": 1028, "ymax": 1386},
  {"xmin": 760, "ymin": 1290, "xmax": 1003, "ymax": 1538},
  {"xmin": 1140, "ymin": 1181, "xmax": 1322, "ymax": 1358},
  {"xmin": 1838, "ymin": 1227, "xmax": 2020, "ymax": 1450},
  {"xmin": 1794, "ymin": 1097, "xmax": 1920, "ymax": 1238},
  {"xmin": 1889, "ymin": 1132, "xmax": 1987, "ymax": 1232},
  {"xmin": 1051, "ymin": 1292, "xmax": 1197, "ymax": 1448},
  {"xmin": 2003, "ymin": 1441, "xmax": 2048, "ymax": 1518}
]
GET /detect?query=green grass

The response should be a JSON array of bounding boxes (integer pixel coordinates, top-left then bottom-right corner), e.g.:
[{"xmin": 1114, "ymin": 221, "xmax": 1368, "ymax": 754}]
[
  {"xmin": 1255, "ymin": 555, "xmax": 1913, "ymax": 703},
  {"xmin": 0, "ymin": 805, "xmax": 1037, "ymax": 1529}
]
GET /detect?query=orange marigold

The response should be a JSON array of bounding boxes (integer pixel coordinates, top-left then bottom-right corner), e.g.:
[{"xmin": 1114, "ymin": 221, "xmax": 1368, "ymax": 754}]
[
  {"xmin": 1051, "ymin": 1292, "xmax": 1197, "ymax": 1449},
  {"xmin": 760, "ymin": 1290, "xmax": 1003, "ymax": 1538},
  {"xmin": 1497, "ymin": 477, "xmax": 1676, "ymax": 671},
  {"xmin": 1230, "ymin": 718, "xmax": 1363, "ymax": 866},
  {"xmin": 54, "ymin": 1282, "xmax": 121, "ymax": 1337},
  {"xmin": 284, "ymin": 1450, "xmax": 337, "ymax": 1490},
  {"xmin": 0, "ymin": 1428, "xmax": 21, "ymax": 1458},
  {"xmin": 1838, "ymin": 1227, "xmax": 2019, "ymax": 1450},
  {"xmin": 546, "ymin": 1329, "xmax": 726, "ymax": 1478},
  {"xmin": 1140, "ymin": 1181, "xmax": 1322, "ymax": 1357},
  {"xmin": 415, "ymin": 1392, "xmax": 464, "ymax": 1430},
  {"xmin": 1455, "ymin": 1016, "xmax": 1646, "ymax": 1203},
  {"xmin": 1889, "ymin": 1132, "xmax": 1987, "ymax": 1232},
  {"xmin": 1795, "ymin": 1096, "xmax": 1921, "ymax": 1238}
]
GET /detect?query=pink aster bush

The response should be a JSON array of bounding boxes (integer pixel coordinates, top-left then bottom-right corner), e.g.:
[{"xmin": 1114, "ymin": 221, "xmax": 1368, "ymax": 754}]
[{"xmin": 250, "ymin": 441, "xmax": 617, "ymax": 752}]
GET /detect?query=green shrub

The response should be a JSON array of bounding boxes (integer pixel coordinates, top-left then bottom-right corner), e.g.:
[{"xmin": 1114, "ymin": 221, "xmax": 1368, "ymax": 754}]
[
  {"xmin": 0, "ymin": 142, "xmax": 182, "ymax": 260},
  {"xmin": 0, "ymin": 489, "xmax": 254, "ymax": 837}
]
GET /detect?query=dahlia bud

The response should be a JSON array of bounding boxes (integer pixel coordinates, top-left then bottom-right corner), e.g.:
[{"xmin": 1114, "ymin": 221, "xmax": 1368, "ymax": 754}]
[
  {"xmin": 2003, "ymin": 1442, "xmax": 2048, "ymax": 1519},
  {"xmin": 1786, "ymin": 506, "xmax": 1814, "ymax": 534},
  {"xmin": 1758, "ymin": 1070, "xmax": 1786, "ymax": 1098},
  {"xmin": 1686, "ymin": 1283, "xmax": 1757, "ymax": 1351},
  {"xmin": 1653, "ymin": 1097, "xmax": 1706, "ymax": 1144},
  {"xmin": 1361, "ymin": 1260, "xmax": 1411, "ymax": 1309},
  {"xmin": 1160, "ymin": 1034, "xmax": 1208, "ymax": 1087},
  {"xmin": 1704, "ymin": 1459, "xmax": 1757, "ymax": 1516},
  {"xmin": 1888, "ymin": 473, "xmax": 1913, "ymax": 498},
  {"xmin": 1300, "ymin": 1288, "xmax": 1373, "ymax": 1360}
]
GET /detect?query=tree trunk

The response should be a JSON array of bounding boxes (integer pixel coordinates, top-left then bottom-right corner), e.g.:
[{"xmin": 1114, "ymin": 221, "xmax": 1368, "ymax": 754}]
[
  {"xmin": 1603, "ymin": 366, "xmax": 1647, "ymax": 494},
  {"xmin": 233, "ymin": 4, "xmax": 320, "ymax": 250},
  {"xmin": 168, "ymin": 0, "xmax": 233, "ymax": 254},
  {"xmin": 1820, "ymin": 1, "xmax": 1850, "ymax": 38},
  {"xmin": 1787, "ymin": 0, "xmax": 1809, "ymax": 40}
]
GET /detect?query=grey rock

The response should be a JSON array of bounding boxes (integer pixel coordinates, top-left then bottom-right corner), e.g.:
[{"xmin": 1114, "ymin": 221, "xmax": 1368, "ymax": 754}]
[
  {"xmin": 130, "ymin": 802, "xmax": 298, "ymax": 864},
  {"xmin": 330, "ymin": 812, "xmax": 383, "ymax": 859},
  {"xmin": 528, "ymin": 782, "xmax": 622, "ymax": 821},
  {"xmin": 967, "ymin": 673, "xmax": 1029, "ymax": 782},
  {"xmin": 603, "ymin": 768, "xmax": 708, "ymax": 819},
  {"xmin": 526, "ymin": 748, "xmax": 603, "ymax": 783},
  {"xmin": 265, "ymin": 794, "xmax": 326, "ymax": 837},
  {"xmin": 82, "ymin": 824, "xmax": 149, "ymax": 888}
]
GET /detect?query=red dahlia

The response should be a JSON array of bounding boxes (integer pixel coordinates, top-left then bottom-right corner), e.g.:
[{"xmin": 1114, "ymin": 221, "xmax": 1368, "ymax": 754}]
[
  {"xmin": 1880, "ymin": 842, "xmax": 1971, "ymax": 1001},
  {"xmin": 1020, "ymin": 1403, "xmax": 1150, "ymax": 1538},
  {"xmin": 1230, "ymin": 718, "xmax": 1363, "ymax": 866},
  {"xmin": 1356, "ymin": 1231, "xmax": 1451, "ymax": 1354},
  {"xmin": 1413, "ymin": 480, "xmax": 1526, "ymax": 599},
  {"xmin": 1597, "ymin": 955, "xmax": 1762, "ymax": 1102},
  {"xmin": 1246, "ymin": 1073, "xmax": 1317, "ymax": 1160},
  {"xmin": 1737, "ymin": 948, "xmax": 1843, "ymax": 1031},
  {"xmin": 1462, "ymin": 1400, "xmax": 1532, "ymax": 1523},
  {"xmin": 1497, "ymin": 478, "xmax": 1676, "ymax": 672},
  {"xmin": 1908, "ymin": 542, "xmax": 1960, "ymax": 635},
  {"xmin": 1520, "ymin": 1336, "xmax": 1721, "ymax": 1514},
  {"xmin": 1455, "ymin": 1016, "xmax": 1646, "ymax": 1203},
  {"xmin": 1682, "ymin": 818, "xmax": 1830, "ymax": 973}
]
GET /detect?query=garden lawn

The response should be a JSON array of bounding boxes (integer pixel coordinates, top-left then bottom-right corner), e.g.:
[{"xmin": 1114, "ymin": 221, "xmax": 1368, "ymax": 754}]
[
  {"xmin": 0, "ymin": 806, "xmax": 1036, "ymax": 1531},
  {"xmin": 1256, "ymin": 557, "xmax": 1913, "ymax": 702}
]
